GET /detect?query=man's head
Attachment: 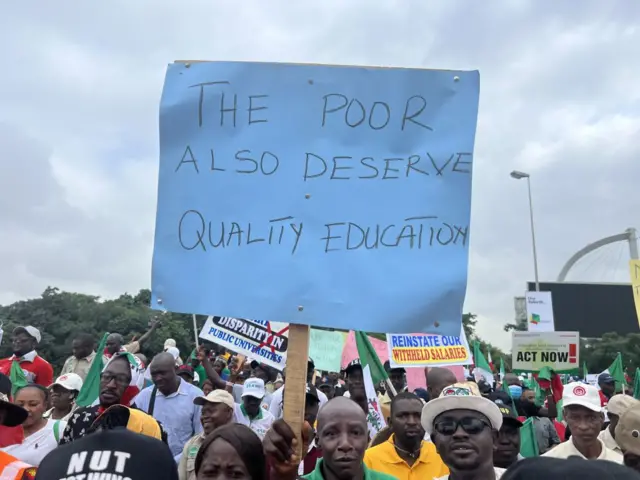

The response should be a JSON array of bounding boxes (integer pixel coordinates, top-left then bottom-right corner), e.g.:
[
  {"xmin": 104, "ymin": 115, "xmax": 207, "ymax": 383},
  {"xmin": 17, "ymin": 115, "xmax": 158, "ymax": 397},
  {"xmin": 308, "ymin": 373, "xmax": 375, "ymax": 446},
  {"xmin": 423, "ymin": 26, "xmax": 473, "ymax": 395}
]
[
  {"xmin": 176, "ymin": 365, "xmax": 195, "ymax": 384},
  {"xmin": 422, "ymin": 383, "xmax": 502, "ymax": 474},
  {"xmin": 607, "ymin": 394, "xmax": 639, "ymax": 439},
  {"xmin": 426, "ymin": 367, "xmax": 458, "ymax": 400},
  {"xmin": 99, "ymin": 355, "xmax": 132, "ymax": 407},
  {"xmin": 615, "ymin": 403, "xmax": 640, "ymax": 472},
  {"xmin": 390, "ymin": 392, "xmax": 424, "ymax": 445},
  {"xmin": 305, "ymin": 384, "xmax": 321, "ymax": 426},
  {"xmin": 384, "ymin": 361, "xmax": 406, "ymax": 393},
  {"xmin": 51, "ymin": 373, "xmax": 83, "ymax": 410},
  {"xmin": 518, "ymin": 388, "xmax": 540, "ymax": 418},
  {"xmin": 598, "ymin": 373, "xmax": 616, "ymax": 398},
  {"xmin": 11, "ymin": 326, "xmax": 41, "ymax": 357},
  {"xmin": 492, "ymin": 400, "xmax": 523, "ymax": 469},
  {"xmin": 71, "ymin": 333, "xmax": 95, "ymax": 361},
  {"xmin": 105, "ymin": 333, "xmax": 125, "ymax": 355},
  {"xmin": 316, "ymin": 396, "xmax": 369, "ymax": 480},
  {"xmin": 194, "ymin": 390, "xmax": 235, "ymax": 436},
  {"xmin": 503, "ymin": 373, "xmax": 521, "ymax": 387},
  {"xmin": 241, "ymin": 377, "xmax": 266, "ymax": 418},
  {"xmin": 249, "ymin": 361, "xmax": 273, "ymax": 383},
  {"xmin": 150, "ymin": 352, "xmax": 180, "ymax": 396},
  {"xmin": 562, "ymin": 382, "xmax": 604, "ymax": 447},
  {"xmin": 307, "ymin": 359, "xmax": 316, "ymax": 383},
  {"xmin": 343, "ymin": 360, "xmax": 365, "ymax": 401}
]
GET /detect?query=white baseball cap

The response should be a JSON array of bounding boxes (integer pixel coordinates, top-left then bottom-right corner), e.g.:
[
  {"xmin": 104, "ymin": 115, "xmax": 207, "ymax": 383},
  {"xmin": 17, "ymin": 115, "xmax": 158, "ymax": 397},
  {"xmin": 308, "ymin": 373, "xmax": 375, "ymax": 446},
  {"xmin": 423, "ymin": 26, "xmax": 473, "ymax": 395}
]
[
  {"xmin": 164, "ymin": 339, "xmax": 177, "ymax": 349},
  {"xmin": 608, "ymin": 394, "xmax": 639, "ymax": 416},
  {"xmin": 563, "ymin": 382, "xmax": 601, "ymax": 412},
  {"xmin": 194, "ymin": 389, "xmax": 235, "ymax": 409},
  {"xmin": 421, "ymin": 382, "xmax": 503, "ymax": 435},
  {"xmin": 242, "ymin": 378, "xmax": 266, "ymax": 399},
  {"xmin": 13, "ymin": 326, "xmax": 41, "ymax": 344},
  {"xmin": 51, "ymin": 373, "xmax": 83, "ymax": 392}
]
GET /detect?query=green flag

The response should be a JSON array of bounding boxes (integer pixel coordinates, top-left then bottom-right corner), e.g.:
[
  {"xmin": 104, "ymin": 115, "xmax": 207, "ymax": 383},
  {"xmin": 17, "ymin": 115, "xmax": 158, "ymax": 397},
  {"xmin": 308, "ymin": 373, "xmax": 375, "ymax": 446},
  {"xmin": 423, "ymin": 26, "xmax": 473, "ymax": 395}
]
[
  {"xmin": 10, "ymin": 361, "xmax": 28, "ymax": 398},
  {"xmin": 634, "ymin": 368, "xmax": 640, "ymax": 400},
  {"xmin": 606, "ymin": 353, "xmax": 627, "ymax": 393},
  {"xmin": 76, "ymin": 333, "xmax": 109, "ymax": 407},
  {"xmin": 499, "ymin": 358, "xmax": 506, "ymax": 381},
  {"xmin": 472, "ymin": 342, "xmax": 494, "ymax": 386},
  {"xmin": 520, "ymin": 417, "xmax": 539, "ymax": 457},
  {"xmin": 354, "ymin": 331, "xmax": 388, "ymax": 385}
]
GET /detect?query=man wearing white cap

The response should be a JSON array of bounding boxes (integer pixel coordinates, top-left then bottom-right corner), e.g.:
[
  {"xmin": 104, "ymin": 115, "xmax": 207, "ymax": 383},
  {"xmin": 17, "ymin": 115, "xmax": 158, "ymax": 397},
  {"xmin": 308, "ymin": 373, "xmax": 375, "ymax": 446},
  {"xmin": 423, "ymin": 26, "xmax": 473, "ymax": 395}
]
[
  {"xmin": 164, "ymin": 339, "xmax": 183, "ymax": 366},
  {"xmin": 178, "ymin": 390, "xmax": 235, "ymax": 480},
  {"xmin": 421, "ymin": 382, "xmax": 505, "ymax": 479},
  {"xmin": 234, "ymin": 377, "xmax": 275, "ymax": 440},
  {"xmin": 44, "ymin": 373, "xmax": 83, "ymax": 422},
  {"xmin": 0, "ymin": 326, "xmax": 53, "ymax": 387},
  {"xmin": 543, "ymin": 382, "xmax": 623, "ymax": 462},
  {"xmin": 598, "ymin": 393, "xmax": 639, "ymax": 454}
]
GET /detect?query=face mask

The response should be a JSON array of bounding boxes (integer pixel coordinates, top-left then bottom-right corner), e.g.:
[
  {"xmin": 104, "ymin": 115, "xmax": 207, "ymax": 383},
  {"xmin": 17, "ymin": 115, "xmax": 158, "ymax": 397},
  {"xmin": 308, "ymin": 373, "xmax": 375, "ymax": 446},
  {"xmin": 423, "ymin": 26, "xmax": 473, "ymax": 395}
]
[{"xmin": 508, "ymin": 385, "xmax": 523, "ymax": 399}]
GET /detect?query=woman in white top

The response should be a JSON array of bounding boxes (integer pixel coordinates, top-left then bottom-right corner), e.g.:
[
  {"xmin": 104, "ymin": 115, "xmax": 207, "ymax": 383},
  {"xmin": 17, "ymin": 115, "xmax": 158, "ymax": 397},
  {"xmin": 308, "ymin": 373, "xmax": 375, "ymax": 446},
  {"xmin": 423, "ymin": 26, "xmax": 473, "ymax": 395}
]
[{"xmin": 1, "ymin": 384, "xmax": 66, "ymax": 466}]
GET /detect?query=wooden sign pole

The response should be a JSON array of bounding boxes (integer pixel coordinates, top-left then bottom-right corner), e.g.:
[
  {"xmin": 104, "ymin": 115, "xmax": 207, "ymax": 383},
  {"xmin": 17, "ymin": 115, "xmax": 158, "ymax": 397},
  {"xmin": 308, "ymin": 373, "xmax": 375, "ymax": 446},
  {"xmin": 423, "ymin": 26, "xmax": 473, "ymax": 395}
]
[{"xmin": 282, "ymin": 323, "xmax": 311, "ymax": 458}]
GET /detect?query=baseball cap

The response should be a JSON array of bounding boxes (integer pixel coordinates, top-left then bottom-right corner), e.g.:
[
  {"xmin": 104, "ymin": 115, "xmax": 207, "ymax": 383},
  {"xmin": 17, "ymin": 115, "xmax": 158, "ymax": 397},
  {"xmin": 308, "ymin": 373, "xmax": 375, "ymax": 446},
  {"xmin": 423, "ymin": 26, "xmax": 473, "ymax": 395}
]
[
  {"xmin": 384, "ymin": 360, "xmax": 406, "ymax": 374},
  {"xmin": 421, "ymin": 382, "xmax": 503, "ymax": 435},
  {"xmin": 306, "ymin": 383, "xmax": 320, "ymax": 403},
  {"xmin": 194, "ymin": 389, "xmax": 235, "ymax": 409},
  {"xmin": 51, "ymin": 373, "xmax": 83, "ymax": 392},
  {"xmin": 177, "ymin": 365, "xmax": 195, "ymax": 379},
  {"xmin": 164, "ymin": 338, "xmax": 177, "ymax": 349},
  {"xmin": 598, "ymin": 372, "xmax": 615, "ymax": 384},
  {"xmin": 608, "ymin": 394, "xmax": 639, "ymax": 416},
  {"xmin": 0, "ymin": 392, "xmax": 28, "ymax": 427},
  {"xmin": 562, "ymin": 382, "xmax": 601, "ymax": 413},
  {"xmin": 34, "ymin": 428, "xmax": 178, "ymax": 480},
  {"xmin": 501, "ymin": 456, "xmax": 639, "ymax": 480},
  {"xmin": 13, "ymin": 326, "xmax": 41, "ymax": 344},
  {"xmin": 242, "ymin": 378, "xmax": 266, "ymax": 399},
  {"xmin": 342, "ymin": 359, "xmax": 361, "ymax": 373},
  {"xmin": 616, "ymin": 403, "xmax": 640, "ymax": 455},
  {"xmin": 492, "ymin": 398, "xmax": 523, "ymax": 428}
]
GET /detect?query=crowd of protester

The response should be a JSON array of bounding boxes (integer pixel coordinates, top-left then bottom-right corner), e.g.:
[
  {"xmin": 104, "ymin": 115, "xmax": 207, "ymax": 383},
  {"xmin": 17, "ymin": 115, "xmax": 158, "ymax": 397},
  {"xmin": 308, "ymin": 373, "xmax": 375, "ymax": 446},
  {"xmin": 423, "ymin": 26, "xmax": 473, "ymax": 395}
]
[{"xmin": 0, "ymin": 323, "xmax": 640, "ymax": 479}]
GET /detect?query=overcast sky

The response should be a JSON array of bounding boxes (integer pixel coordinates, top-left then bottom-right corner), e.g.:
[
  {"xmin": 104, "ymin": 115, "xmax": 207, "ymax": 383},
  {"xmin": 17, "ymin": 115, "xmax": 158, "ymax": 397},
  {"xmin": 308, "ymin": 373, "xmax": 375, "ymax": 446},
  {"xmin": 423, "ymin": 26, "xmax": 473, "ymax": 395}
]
[{"xmin": 1, "ymin": 1, "xmax": 639, "ymax": 350}]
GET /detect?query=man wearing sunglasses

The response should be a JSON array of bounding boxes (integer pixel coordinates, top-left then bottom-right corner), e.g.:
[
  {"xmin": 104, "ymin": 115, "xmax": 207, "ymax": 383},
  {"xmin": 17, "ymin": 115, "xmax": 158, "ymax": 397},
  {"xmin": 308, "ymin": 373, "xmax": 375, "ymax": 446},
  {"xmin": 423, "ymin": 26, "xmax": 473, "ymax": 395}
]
[{"xmin": 422, "ymin": 382, "xmax": 505, "ymax": 479}]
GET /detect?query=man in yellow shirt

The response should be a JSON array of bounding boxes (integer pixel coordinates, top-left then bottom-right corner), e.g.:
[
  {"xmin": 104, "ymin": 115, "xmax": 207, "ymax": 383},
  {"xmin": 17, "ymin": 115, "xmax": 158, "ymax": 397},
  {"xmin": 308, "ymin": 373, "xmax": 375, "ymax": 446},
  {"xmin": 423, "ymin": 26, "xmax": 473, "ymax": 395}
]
[{"xmin": 364, "ymin": 392, "xmax": 448, "ymax": 479}]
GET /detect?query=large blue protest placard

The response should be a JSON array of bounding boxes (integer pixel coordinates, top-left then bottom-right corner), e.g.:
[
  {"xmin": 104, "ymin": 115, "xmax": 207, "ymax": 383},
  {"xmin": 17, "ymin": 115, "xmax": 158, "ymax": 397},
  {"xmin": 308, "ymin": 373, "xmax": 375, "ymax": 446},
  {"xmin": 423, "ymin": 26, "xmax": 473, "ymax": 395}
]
[{"xmin": 152, "ymin": 61, "xmax": 480, "ymax": 335}]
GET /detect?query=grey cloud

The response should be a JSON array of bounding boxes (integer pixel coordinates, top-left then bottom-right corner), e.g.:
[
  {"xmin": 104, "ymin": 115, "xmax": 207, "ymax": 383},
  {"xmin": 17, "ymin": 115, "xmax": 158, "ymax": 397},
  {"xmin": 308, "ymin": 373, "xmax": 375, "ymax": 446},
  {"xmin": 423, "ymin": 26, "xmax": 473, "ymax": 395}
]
[{"xmin": 1, "ymin": 2, "xmax": 639, "ymax": 351}]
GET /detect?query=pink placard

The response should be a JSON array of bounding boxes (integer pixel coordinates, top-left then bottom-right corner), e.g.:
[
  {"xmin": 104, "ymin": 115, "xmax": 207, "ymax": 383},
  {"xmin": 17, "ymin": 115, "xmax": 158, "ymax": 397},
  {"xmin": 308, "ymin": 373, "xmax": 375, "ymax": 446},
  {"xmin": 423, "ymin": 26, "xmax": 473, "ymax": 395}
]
[{"xmin": 340, "ymin": 330, "xmax": 465, "ymax": 390}]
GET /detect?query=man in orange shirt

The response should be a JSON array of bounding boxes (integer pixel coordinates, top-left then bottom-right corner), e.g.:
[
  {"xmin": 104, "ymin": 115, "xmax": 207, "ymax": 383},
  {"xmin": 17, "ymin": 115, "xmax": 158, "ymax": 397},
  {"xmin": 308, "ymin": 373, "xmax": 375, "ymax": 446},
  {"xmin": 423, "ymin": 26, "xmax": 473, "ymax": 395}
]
[
  {"xmin": 364, "ymin": 392, "xmax": 448, "ymax": 479},
  {"xmin": 0, "ymin": 326, "xmax": 53, "ymax": 387}
]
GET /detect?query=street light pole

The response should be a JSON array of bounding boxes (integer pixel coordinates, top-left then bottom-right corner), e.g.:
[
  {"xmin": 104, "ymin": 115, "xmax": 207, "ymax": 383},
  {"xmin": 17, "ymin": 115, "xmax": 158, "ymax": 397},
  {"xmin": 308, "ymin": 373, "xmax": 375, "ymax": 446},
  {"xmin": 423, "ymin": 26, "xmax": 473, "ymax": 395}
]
[{"xmin": 511, "ymin": 170, "xmax": 540, "ymax": 291}]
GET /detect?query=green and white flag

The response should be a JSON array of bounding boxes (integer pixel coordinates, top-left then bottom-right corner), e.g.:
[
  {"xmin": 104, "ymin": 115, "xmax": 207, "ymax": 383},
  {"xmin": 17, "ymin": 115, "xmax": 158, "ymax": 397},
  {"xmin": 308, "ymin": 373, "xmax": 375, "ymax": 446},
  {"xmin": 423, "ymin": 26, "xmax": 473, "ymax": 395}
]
[
  {"xmin": 354, "ymin": 331, "xmax": 388, "ymax": 438},
  {"xmin": 499, "ymin": 357, "xmax": 506, "ymax": 382},
  {"xmin": 473, "ymin": 342, "xmax": 494, "ymax": 387}
]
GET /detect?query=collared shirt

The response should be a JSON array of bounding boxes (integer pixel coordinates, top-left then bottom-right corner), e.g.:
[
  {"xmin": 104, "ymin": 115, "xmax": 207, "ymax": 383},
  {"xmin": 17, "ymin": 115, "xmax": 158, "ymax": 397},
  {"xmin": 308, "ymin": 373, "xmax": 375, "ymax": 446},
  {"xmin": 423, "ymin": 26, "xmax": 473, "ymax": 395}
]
[
  {"xmin": 177, "ymin": 433, "xmax": 204, "ymax": 480},
  {"xmin": 303, "ymin": 459, "xmax": 397, "ymax": 480},
  {"xmin": 436, "ymin": 467, "xmax": 505, "ymax": 480},
  {"xmin": 530, "ymin": 416, "xmax": 561, "ymax": 454},
  {"xmin": 364, "ymin": 434, "xmax": 449, "ymax": 480},
  {"xmin": 233, "ymin": 404, "xmax": 275, "ymax": 440},
  {"xmin": 134, "ymin": 378, "xmax": 204, "ymax": 461},
  {"xmin": 0, "ymin": 351, "xmax": 53, "ymax": 387},
  {"xmin": 542, "ymin": 437, "xmax": 623, "ymax": 463},
  {"xmin": 61, "ymin": 351, "xmax": 108, "ymax": 381},
  {"xmin": 268, "ymin": 385, "xmax": 327, "ymax": 419},
  {"xmin": 598, "ymin": 427, "xmax": 620, "ymax": 453}
]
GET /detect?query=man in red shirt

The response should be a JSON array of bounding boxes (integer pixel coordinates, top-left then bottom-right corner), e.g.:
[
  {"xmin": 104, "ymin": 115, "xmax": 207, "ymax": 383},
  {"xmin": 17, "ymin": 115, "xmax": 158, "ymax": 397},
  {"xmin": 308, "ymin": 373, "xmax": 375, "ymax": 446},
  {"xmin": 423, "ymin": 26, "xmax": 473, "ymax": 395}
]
[{"xmin": 0, "ymin": 326, "xmax": 53, "ymax": 387}]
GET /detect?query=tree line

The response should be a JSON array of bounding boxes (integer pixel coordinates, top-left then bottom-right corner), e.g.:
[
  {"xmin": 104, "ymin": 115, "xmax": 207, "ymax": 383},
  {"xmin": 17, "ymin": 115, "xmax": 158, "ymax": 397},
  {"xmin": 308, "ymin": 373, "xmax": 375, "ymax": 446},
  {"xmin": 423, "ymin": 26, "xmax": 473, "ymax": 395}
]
[{"xmin": 0, "ymin": 287, "xmax": 634, "ymax": 376}]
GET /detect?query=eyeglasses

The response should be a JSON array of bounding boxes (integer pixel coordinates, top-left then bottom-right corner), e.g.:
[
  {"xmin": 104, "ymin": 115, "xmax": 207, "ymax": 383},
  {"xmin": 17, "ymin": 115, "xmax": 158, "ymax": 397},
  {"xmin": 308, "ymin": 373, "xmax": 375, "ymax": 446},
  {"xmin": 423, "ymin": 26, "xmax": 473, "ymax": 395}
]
[
  {"xmin": 434, "ymin": 417, "xmax": 490, "ymax": 435},
  {"xmin": 100, "ymin": 372, "xmax": 130, "ymax": 386}
]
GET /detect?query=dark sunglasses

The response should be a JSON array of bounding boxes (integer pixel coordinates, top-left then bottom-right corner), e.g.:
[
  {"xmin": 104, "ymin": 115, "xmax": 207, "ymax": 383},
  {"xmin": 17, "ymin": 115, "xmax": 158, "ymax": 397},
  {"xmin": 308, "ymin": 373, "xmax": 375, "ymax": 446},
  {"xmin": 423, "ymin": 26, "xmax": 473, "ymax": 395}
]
[{"xmin": 434, "ymin": 417, "xmax": 490, "ymax": 435}]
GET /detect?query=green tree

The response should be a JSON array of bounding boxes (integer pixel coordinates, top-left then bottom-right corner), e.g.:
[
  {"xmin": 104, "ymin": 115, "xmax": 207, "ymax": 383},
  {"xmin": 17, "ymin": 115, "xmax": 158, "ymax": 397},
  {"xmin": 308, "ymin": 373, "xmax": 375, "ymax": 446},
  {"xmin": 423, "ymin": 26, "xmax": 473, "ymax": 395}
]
[{"xmin": 0, "ymin": 288, "xmax": 203, "ymax": 372}]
